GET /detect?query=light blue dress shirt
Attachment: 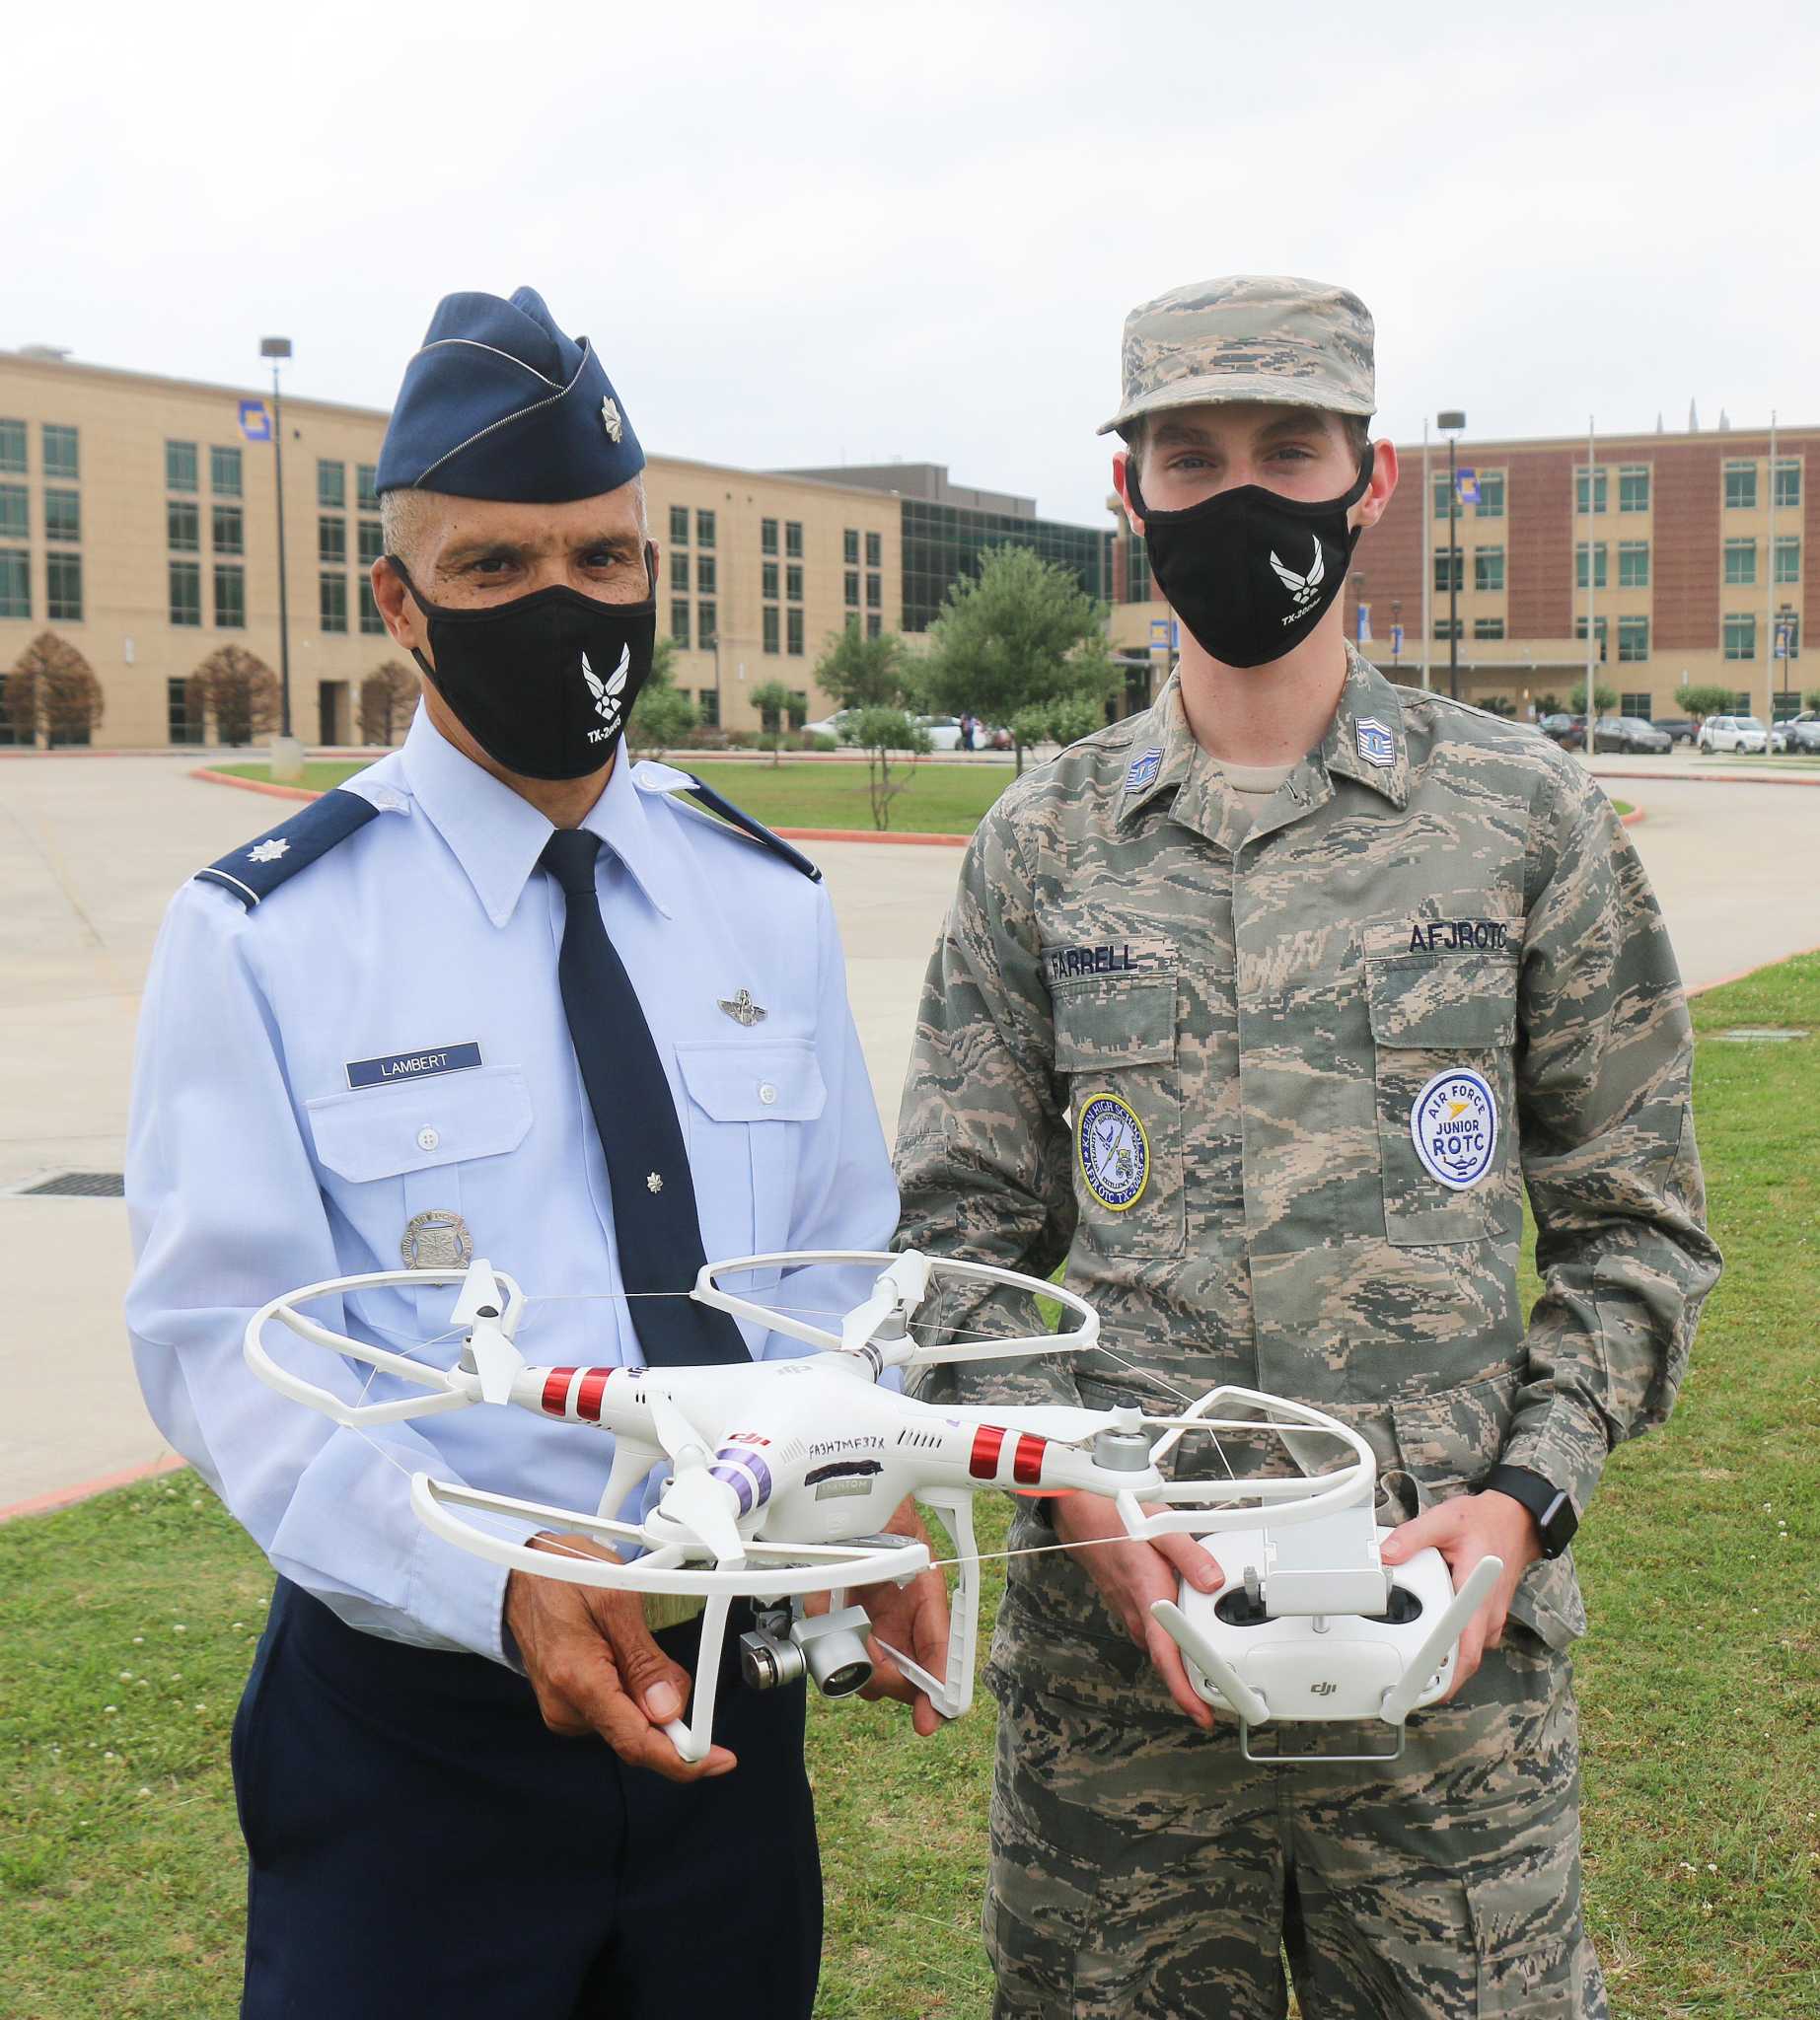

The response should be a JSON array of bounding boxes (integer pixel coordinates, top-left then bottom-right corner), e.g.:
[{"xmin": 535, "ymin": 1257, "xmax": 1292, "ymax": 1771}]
[{"xmin": 126, "ymin": 707, "xmax": 898, "ymax": 1663}]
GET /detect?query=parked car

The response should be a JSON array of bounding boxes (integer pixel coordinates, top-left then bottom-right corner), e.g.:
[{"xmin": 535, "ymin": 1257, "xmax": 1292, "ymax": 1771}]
[
  {"xmin": 1592, "ymin": 715, "xmax": 1673, "ymax": 755},
  {"xmin": 1697, "ymin": 714, "xmax": 1769, "ymax": 755},
  {"xmin": 1653, "ymin": 717, "xmax": 1697, "ymax": 746},
  {"xmin": 1770, "ymin": 711, "xmax": 1820, "ymax": 755},
  {"xmin": 916, "ymin": 714, "xmax": 966, "ymax": 752},
  {"xmin": 1538, "ymin": 713, "xmax": 1585, "ymax": 751},
  {"xmin": 803, "ymin": 708, "xmax": 862, "ymax": 742}
]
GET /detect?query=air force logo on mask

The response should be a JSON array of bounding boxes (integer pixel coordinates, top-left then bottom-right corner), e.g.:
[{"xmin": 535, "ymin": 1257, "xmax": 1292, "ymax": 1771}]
[
  {"xmin": 1269, "ymin": 538, "xmax": 1325, "ymax": 622},
  {"xmin": 1411, "ymin": 1068, "xmax": 1497, "ymax": 1190},
  {"xmin": 582, "ymin": 645, "xmax": 630, "ymax": 743},
  {"xmin": 1356, "ymin": 717, "xmax": 1396, "ymax": 767}
]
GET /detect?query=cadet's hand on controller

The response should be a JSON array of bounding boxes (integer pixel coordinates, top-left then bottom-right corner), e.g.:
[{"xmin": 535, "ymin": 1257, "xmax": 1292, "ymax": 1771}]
[
  {"xmin": 506, "ymin": 1532, "xmax": 737, "ymax": 1782},
  {"xmin": 1051, "ymin": 1490, "xmax": 1223, "ymax": 1728},
  {"xmin": 1381, "ymin": 1490, "xmax": 1543, "ymax": 1701},
  {"xmin": 851, "ymin": 1496, "xmax": 951, "ymax": 1737}
]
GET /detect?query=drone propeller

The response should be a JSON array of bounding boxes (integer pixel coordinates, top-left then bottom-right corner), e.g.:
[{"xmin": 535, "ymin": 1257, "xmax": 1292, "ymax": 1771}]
[
  {"xmin": 643, "ymin": 1390, "xmax": 747, "ymax": 1567},
  {"xmin": 838, "ymin": 1252, "xmax": 932, "ymax": 1355},
  {"xmin": 450, "ymin": 1258, "xmax": 523, "ymax": 1407}
]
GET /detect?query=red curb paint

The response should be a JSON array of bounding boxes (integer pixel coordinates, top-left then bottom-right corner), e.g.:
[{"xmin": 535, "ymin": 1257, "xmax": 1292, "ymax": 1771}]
[
  {"xmin": 190, "ymin": 766, "xmax": 319, "ymax": 803},
  {"xmin": 1621, "ymin": 807, "xmax": 1645, "ymax": 827},
  {"xmin": 0, "ymin": 1452, "xmax": 186, "ymax": 1525}
]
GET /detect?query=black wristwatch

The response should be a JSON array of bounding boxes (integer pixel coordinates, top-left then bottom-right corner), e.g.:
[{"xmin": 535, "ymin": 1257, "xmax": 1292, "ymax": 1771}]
[{"xmin": 1485, "ymin": 1466, "xmax": 1578, "ymax": 1560}]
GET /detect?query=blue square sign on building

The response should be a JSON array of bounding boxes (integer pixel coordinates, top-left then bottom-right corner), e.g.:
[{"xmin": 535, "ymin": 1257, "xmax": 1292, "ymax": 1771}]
[{"xmin": 239, "ymin": 399, "xmax": 272, "ymax": 443}]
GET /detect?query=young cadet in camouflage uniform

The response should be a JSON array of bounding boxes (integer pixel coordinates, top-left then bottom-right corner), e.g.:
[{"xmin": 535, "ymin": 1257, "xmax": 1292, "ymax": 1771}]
[{"xmin": 895, "ymin": 276, "xmax": 1720, "ymax": 2017}]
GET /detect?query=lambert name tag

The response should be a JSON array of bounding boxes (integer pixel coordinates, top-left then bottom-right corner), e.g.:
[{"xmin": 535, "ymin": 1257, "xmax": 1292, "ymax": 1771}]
[{"xmin": 346, "ymin": 1043, "xmax": 482, "ymax": 1090}]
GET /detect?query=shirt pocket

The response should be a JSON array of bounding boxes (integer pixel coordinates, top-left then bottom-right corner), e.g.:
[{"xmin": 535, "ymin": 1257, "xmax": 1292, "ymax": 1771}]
[
  {"xmin": 1363, "ymin": 930, "xmax": 1519, "ymax": 1248},
  {"xmin": 1051, "ymin": 972, "xmax": 1185, "ymax": 1261},
  {"xmin": 674, "ymin": 1040, "xmax": 827, "ymax": 1289}
]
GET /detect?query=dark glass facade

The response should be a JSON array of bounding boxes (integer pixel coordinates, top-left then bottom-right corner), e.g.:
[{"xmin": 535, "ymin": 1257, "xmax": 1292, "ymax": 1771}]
[{"xmin": 900, "ymin": 500, "xmax": 1112, "ymax": 633}]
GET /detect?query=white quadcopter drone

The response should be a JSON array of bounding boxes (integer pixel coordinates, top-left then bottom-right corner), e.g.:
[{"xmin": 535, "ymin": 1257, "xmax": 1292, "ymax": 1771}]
[{"xmin": 244, "ymin": 1250, "xmax": 1497, "ymax": 1766}]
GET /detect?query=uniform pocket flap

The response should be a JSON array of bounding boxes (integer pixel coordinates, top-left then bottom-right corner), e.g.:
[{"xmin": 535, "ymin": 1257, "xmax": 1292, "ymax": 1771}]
[
  {"xmin": 1365, "ymin": 949, "xmax": 1518, "ymax": 1046},
  {"xmin": 306, "ymin": 1066, "xmax": 533, "ymax": 1183},
  {"xmin": 1052, "ymin": 976, "xmax": 1177, "ymax": 1071},
  {"xmin": 1389, "ymin": 1368, "xmax": 1521, "ymax": 1493},
  {"xmin": 675, "ymin": 1040, "xmax": 826, "ymax": 1122}
]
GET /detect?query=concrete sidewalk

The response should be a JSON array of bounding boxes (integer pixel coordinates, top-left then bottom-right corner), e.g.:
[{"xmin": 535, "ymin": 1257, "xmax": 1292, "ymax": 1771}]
[{"xmin": 4, "ymin": 754, "xmax": 1818, "ymax": 1515}]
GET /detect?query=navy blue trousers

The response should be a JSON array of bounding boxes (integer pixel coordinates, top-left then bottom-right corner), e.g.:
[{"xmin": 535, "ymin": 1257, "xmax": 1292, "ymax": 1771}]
[{"xmin": 233, "ymin": 1580, "xmax": 822, "ymax": 2018}]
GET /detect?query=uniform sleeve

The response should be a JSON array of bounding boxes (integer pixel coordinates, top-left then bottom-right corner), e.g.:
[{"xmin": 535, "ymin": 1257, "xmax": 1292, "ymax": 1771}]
[
  {"xmin": 892, "ymin": 806, "xmax": 1080, "ymax": 1408},
  {"xmin": 125, "ymin": 886, "xmax": 537, "ymax": 1663},
  {"xmin": 1505, "ymin": 764, "xmax": 1722, "ymax": 1513}
]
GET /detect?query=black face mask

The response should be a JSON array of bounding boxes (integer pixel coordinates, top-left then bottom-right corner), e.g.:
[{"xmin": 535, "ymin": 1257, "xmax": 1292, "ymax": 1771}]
[
  {"xmin": 1129, "ymin": 447, "xmax": 1374, "ymax": 670},
  {"xmin": 388, "ymin": 547, "xmax": 658, "ymax": 780}
]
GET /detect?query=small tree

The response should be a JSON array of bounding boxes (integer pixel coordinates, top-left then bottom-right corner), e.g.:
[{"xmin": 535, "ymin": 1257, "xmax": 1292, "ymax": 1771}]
[
  {"xmin": 1535, "ymin": 692, "xmax": 1564, "ymax": 717},
  {"xmin": 1681, "ymin": 684, "xmax": 1738, "ymax": 725},
  {"xmin": 1804, "ymin": 686, "xmax": 1820, "ymax": 712},
  {"xmin": 188, "ymin": 645, "xmax": 279, "ymax": 747},
  {"xmin": 838, "ymin": 707, "xmax": 931, "ymax": 830},
  {"xmin": 750, "ymin": 680, "xmax": 797, "ymax": 766},
  {"xmin": 1481, "ymin": 694, "xmax": 1516, "ymax": 718},
  {"xmin": 359, "ymin": 660, "xmax": 419, "ymax": 746},
  {"xmin": 625, "ymin": 634, "xmax": 697, "ymax": 758},
  {"xmin": 8, "ymin": 631, "xmax": 104, "ymax": 747},
  {"xmin": 812, "ymin": 626, "xmax": 927, "ymax": 828},
  {"xmin": 922, "ymin": 545, "xmax": 1120, "ymax": 773}
]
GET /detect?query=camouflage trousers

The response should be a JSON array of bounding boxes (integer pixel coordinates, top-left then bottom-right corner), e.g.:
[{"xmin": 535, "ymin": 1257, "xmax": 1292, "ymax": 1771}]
[{"xmin": 982, "ymin": 1587, "xmax": 1607, "ymax": 2019}]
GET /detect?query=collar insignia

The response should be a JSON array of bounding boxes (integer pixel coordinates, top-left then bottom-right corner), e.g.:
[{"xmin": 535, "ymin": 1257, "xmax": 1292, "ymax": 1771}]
[
  {"xmin": 1125, "ymin": 748, "xmax": 1163, "ymax": 793},
  {"xmin": 1355, "ymin": 718, "xmax": 1396, "ymax": 768}
]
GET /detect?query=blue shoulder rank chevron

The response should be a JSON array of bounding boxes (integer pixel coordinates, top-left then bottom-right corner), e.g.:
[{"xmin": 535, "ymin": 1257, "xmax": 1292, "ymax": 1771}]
[{"xmin": 194, "ymin": 790, "xmax": 381, "ymax": 907}]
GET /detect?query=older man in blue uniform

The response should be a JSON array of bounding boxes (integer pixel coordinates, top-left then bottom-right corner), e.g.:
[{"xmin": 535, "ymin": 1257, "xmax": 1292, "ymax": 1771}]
[{"xmin": 125, "ymin": 287, "xmax": 942, "ymax": 2019}]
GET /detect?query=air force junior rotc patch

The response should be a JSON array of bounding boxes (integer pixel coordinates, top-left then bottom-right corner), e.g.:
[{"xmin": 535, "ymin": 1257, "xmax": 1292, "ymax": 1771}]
[
  {"xmin": 1077, "ymin": 1093, "xmax": 1149, "ymax": 1211},
  {"xmin": 1410, "ymin": 1068, "xmax": 1497, "ymax": 1190},
  {"xmin": 1355, "ymin": 717, "xmax": 1396, "ymax": 767}
]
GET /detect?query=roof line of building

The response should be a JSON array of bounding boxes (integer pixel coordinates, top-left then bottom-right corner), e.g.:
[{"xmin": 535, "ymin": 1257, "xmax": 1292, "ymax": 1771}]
[{"xmin": 1382, "ymin": 424, "xmax": 1820, "ymax": 455}]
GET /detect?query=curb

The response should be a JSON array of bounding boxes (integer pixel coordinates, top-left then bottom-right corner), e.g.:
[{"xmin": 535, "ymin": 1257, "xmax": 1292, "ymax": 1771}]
[
  {"xmin": 0, "ymin": 1452, "xmax": 186, "ymax": 1526},
  {"xmin": 191, "ymin": 766, "xmax": 319, "ymax": 803},
  {"xmin": 1590, "ymin": 764, "xmax": 1820, "ymax": 788},
  {"xmin": 1687, "ymin": 938, "xmax": 1820, "ymax": 999},
  {"xmin": 1620, "ymin": 806, "xmax": 1645, "ymax": 828}
]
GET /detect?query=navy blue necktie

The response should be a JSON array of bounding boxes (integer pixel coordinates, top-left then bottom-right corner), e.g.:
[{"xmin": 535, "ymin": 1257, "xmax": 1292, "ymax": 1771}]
[{"xmin": 541, "ymin": 829, "xmax": 746, "ymax": 1366}]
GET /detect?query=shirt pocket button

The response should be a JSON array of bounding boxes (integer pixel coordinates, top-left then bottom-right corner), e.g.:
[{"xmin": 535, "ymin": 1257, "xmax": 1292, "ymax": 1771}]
[
  {"xmin": 416, "ymin": 1126, "xmax": 441, "ymax": 1152},
  {"xmin": 759, "ymin": 1083, "xmax": 778, "ymax": 1106}
]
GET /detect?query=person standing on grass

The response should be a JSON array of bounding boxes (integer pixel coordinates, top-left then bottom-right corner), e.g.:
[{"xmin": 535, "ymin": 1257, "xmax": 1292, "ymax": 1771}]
[
  {"xmin": 895, "ymin": 274, "xmax": 1720, "ymax": 2017},
  {"xmin": 125, "ymin": 283, "xmax": 947, "ymax": 2020}
]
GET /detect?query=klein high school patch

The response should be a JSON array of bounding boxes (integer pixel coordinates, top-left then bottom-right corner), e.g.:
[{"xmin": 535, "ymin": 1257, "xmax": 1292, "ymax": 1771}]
[{"xmin": 1077, "ymin": 1093, "xmax": 1149, "ymax": 1211}]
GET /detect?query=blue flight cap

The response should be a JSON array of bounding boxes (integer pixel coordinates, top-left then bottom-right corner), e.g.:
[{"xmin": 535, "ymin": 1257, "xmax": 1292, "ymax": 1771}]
[{"xmin": 375, "ymin": 286, "xmax": 644, "ymax": 503}]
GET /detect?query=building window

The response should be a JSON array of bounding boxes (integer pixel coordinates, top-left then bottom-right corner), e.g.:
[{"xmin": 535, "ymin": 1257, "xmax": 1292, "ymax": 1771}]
[
  {"xmin": 0, "ymin": 484, "xmax": 25, "ymax": 539},
  {"xmin": 785, "ymin": 564, "xmax": 803, "ymax": 601},
  {"xmin": 695, "ymin": 509, "xmax": 715, "ymax": 548},
  {"xmin": 319, "ymin": 517, "xmax": 346, "ymax": 564},
  {"xmin": 695, "ymin": 554, "xmax": 716, "ymax": 594},
  {"xmin": 1723, "ymin": 462, "xmax": 1756, "ymax": 510},
  {"xmin": 761, "ymin": 518, "xmax": 779, "ymax": 555},
  {"xmin": 1431, "ymin": 617, "xmax": 1462, "ymax": 641},
  {"xmin": 697, "ymin": 687, "xmax": 720, "ymax": 729},
  {"xmin": 670, "ymin": 551, "xmax": 689, "ymax": 592},
  {"xmin": 1574, "ymin": 467, "xmax": 1607, "ymax": 515},
  {"xmin": 865, "ymin": 531, "xmax": 882, "ymax": 568},
  {"xmin": 1775, "ymin": 460, "xmax": 1801, "ymax": 511},
  {"xmin": 1473, "ymin": 617, "xmax": 1505, "ymax": 640},
  {"xmin": 784, "ymin": 521, "xmax": 803, "ymax": 558},
  {"xmin": 670, "ymin": 504, "xmax": 690, "ymax": 544},
  {"xmin": 843, "ymin": 528, "xmax": 859, "ymax": 565},
  {"xmin": 762, "ymin": 561, "xmax": 779, "ymax": 600},
  {"xmin": 358, "ymin": 579, "xmax": 386, "ymax": 636},
  {"xmin": 1617, "ymin": 615, "xmax": 1649, "ymax": 662},
  {"xmin": 670, "ymin": 599, "xmax": 691, "ymax": 646},
  {"xmin": 42, "ymin": 426, "xmax": 79, "ymax": 480},
  {"xmin": 318, "ymin": 460, "xmax": 346, "ymax": 510},
  {"xmin": 1618, "ymin": 541, "xmax": 1649, "ymax": 588},
  {"xmin": 762, "ymin": 607, "xmax": 779, "ymax": 654},
  {"xmin": 43, "ymin": 488, "xmax": 80, "ymax": 543},
  {"xmin": 214, "ymin": 505, "xmax": 245, "ymax": 555},
  {"xmin": 1433, "ymin": 547, "xmax": 1463, "ymax": 594},
  {"xmin": 844, "ymin": 569, "xmax": 859, "ymax": 608},
  {"xmin": 1775, "ymin": 537, "xmax": 1800, "ymax": 584},
  {"xmin": 1723, "ymin": 613, "xmax": 1756, "ymax": 661},
  {"xmin": 0, "ymin": 419, "xmax": 25, "ymax": 473},
  {"xmin": 866, "ymin": 613, "xmax": 881, "ymax": 639},
  {"xmin": 865, "ymin": 572, "xmax": 882, "ymax": 610},
  {"xmin": 1573, "ymin": 614, "xmax": 1609, "ymax": 656},
  {"xmin": 1723, "ymin": 538, "xmax": 1756, "ymax": 587},
  {"xmin": 1619, "ymin": 465, "xmax": 1650, "ymax": 513},
  {"xmin": 1474, "ymin": 547, "xmax": 1504, "ymax": 593},
  {"xmin": 356, "ymin": 464, "xmax": 379, "ymax": 511},
  {"xmin": 214, "ymin": 564, "xmax": 246, "ymax": 629},
  {"xmin": 0, "ymin": 548, "xmax": 27, "ymax": 618},
  {"xmin": 786, "ymin": 609, "xmax": 804, "ymax": 656},
  {"xmin": 1476, "ymin": 471, "xmax": 1505, "ymax": 519},
  {"xmin": 212, "ymin": 446, "xmax": 243, "ymax": 497},
  {"xmin": 320, "ymin": 573, "xmax": 348, "ymax": 633},
  {"xmin": 1431, "ymin": 473, "xmax": 1452, "ymax": 518},
  {"xmin": 357, "ymin": 519, "xmax": 383, "ymax": 566},
  {"xmin": 1620, "ymin": 691, "xmax": 1652, "ymax": 718},
  {"xmin": 1574, "ymin": 542, "xmax": 1607, "ymax": 591},
  {"xmin": 170, "ymin": 559, "xmax": 201, "ymax": 626},
  {"xmin": 166, "ymin": 440, "xmax": 199, "ymax": 492},
  {"xmin": 698, "ymin": 601, "xmax": 717, "ymax": 646},
  {"xmin": 168, "ymin": 501, "xmax": 200, "ymax": 551},
  {"xmin": 167, "ymin": 675, "xmax": 205, "ymax": 746}
]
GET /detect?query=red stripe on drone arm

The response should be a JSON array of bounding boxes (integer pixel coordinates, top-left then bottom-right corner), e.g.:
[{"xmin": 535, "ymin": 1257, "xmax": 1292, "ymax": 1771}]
[
  {"xmin": 969, "ymin": 1425, "xmax": 1006, "ymax": 1480},
  {"xmin": 574, "ymin": 1370, "xmax": 611, "ymax": 1423},
  {"xmin": 1012, "ymin": 1433, "xmax": 1047, "ymax": 1486},
  {"xmin": 542, "ymin": 1367, "xmax": 578, "ymax": 1416}
]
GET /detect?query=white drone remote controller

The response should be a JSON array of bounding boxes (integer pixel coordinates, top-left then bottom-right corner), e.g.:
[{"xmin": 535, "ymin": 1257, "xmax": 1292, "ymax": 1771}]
[{"xmin": 1116, "ymin": 1391, "xmax": 1502, "ymax": 1762}]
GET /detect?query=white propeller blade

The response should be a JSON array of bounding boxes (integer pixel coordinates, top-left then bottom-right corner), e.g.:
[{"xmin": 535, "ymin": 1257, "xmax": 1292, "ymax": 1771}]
[
  {"xmin": 650, "ymin": 1390, "xmax": 708, "ymax": 1463},
  {"xmin": 450, "ymin": 1257, "xmax": 507, "ymax": 1329},
  {"xmin": 839, "ymin": 1252, "xmax": 932, "ymax": 1354},
  {"xmin": 450, "ymin": 1258, "xmax": 522, "ymax": 1406},
  {"xmin": 652, "ymin": 1468, "xmax": 747, "ymax": 1569}
]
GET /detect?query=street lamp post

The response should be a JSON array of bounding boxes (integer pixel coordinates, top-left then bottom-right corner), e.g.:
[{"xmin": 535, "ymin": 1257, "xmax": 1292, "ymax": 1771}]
[
  {"xmin": 1437, "ymin": 410, "xmax": 1466, "ymax": 701},
  {"xmin": 259, "ymin": 335, "xmax": 303, "ymax": 782}
]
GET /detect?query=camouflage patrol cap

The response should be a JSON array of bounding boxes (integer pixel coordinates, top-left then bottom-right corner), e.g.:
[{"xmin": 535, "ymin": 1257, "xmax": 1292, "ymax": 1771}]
[{"xmin": 1099, "ymin": 274, "xmax": 1375, "ymax": 436}]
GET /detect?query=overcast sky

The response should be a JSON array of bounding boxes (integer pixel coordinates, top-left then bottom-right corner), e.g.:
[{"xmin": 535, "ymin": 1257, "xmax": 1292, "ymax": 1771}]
[{"xmin": 7, "ymin": 0, "xmax": 1812, "ymax": 528}]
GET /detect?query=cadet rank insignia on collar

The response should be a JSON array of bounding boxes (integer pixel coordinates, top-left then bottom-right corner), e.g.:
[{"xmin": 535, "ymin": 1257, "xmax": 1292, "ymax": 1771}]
[
  {"xmin": 1076, "ymin": 1093, "xmax": 1149, "ymax": 1212},
  {"xmin": 1125, "ymin": 748, "xmax": 1163, "ymax": 793},
  {"xmin": 1355, "ymin": 718, "xmax": 1396, "ymax": 767},
  {"xmin": 1411, "ymin": 1069, "xmax": 1497, "ymax": 1190}
]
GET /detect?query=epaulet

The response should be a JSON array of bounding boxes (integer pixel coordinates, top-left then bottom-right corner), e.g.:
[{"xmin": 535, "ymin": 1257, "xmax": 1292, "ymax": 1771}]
[
  {"xmin": 662, "ymin": 770, "xmax": 821, "ymax": 883},
  {"xmin": 193, "ymin": 789, "xmax": 381, "ymax": 908}
]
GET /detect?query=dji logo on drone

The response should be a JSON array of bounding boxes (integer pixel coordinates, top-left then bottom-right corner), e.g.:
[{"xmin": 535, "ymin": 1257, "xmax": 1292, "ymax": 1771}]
[{"xmin": 1310, "ymin": 1680, "xmax": 1338, "ymax": 1697}]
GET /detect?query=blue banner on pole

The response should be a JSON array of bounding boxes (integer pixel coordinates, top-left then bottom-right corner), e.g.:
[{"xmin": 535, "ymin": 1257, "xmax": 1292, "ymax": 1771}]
[
  {"xmin": 1149, "ymin": 617, "xmax": 1178, "ymax": 651},
  {"xmin": 1455, "ymin": 467, "xmax": 1479, "ymax": 505},
  {"xmin": 239, "ymin": 399, "xmax": 272, "ymax": 443},
  {"xmin": 1391, "ymin": 622, "xmax": 1405, "ymax": 656},
  {"xmin": 1356, "ymin": 602, "xmax": 1371, "ymax": 642}
]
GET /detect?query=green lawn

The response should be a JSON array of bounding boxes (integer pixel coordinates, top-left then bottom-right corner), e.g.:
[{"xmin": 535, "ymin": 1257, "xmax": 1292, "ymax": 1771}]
[
  {"xmin": 5, "ymin": 960, "xmax": 1818, "ymax": 2015},
  {"xmin": 212, "ymin": 758, "xmax": 1016, "ymax": 836}
]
